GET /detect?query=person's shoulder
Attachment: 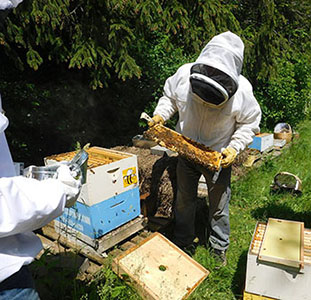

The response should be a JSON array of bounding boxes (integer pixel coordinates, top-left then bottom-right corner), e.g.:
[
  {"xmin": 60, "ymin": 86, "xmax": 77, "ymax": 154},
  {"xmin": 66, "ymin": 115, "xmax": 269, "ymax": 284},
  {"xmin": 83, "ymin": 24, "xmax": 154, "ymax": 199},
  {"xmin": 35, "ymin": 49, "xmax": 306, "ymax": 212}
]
[
  {"xmin": 234, "ymin": 75, "xmax": 259, "ymax": 105},
  {"xmin": 237, "ymin": 75, "xmax": 254, "ymax": 92}
]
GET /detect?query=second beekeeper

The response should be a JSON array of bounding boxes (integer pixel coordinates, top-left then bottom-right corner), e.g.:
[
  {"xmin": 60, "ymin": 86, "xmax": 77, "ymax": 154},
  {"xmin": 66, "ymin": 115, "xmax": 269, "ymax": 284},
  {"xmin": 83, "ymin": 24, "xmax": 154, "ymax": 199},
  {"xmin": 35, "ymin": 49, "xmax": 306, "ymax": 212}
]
[{"xmin": 149, "ymin": 31, "xmax": 262, "ymax": 266}]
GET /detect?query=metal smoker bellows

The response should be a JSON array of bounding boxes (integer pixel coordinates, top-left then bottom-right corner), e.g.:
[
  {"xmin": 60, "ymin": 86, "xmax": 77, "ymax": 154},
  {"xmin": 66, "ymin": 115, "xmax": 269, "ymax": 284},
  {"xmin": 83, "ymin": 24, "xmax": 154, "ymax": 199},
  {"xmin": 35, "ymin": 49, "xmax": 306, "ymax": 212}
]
[{"xmin": 24, "ymin": 149, "xmax": 88, "ymax": 183}]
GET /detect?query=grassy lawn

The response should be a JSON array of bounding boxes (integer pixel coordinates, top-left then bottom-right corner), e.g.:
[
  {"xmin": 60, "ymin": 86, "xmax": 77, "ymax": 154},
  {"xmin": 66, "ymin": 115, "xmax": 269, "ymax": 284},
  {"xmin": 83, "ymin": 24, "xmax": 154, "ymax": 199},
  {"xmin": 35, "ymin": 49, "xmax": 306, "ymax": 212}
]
[
  {"xmin": 189, "ymin": 120, "xmax": 311, "ymax": 299},
  {"xmin": 33, "ymin": 120, "xmax": 311, "ymax": 300}
]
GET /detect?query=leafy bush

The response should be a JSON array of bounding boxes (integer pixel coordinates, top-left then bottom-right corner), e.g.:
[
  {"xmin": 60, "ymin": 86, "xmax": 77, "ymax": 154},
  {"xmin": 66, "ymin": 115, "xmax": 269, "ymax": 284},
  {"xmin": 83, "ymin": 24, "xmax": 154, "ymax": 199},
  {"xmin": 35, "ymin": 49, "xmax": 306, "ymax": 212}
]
[
  {"xmin": 138, "ymin": 33, "xmax": 195, "ymax": 128},
  {"xmin": 255, "ymin": 55, "xmax": 311, "ymax": 131}
]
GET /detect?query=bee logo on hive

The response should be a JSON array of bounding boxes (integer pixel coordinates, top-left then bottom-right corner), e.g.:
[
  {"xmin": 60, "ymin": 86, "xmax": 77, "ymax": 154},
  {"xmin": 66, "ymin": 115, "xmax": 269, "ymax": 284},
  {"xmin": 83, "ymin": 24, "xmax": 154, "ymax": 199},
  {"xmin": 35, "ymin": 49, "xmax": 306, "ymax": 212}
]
[{"xmin": 123, "ymin": 167, "xmax": 138, "ymax": 187}]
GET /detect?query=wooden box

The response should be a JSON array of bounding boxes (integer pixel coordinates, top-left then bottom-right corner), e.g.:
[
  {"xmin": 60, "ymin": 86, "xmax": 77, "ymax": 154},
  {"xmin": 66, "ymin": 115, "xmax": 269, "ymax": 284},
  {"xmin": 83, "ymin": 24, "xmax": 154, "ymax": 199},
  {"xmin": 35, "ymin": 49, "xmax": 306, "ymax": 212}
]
[{"xmin": 112, "ymin": 232, "xmax": 209, "ymax": 300}]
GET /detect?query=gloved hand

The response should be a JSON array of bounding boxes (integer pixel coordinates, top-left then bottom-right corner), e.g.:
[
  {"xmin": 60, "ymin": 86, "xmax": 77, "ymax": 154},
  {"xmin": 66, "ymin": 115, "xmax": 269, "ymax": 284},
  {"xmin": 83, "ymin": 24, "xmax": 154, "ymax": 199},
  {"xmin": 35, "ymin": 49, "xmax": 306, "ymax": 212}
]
[
  {"xmin": 57, "ymin": 164, "xmax": 82, "ymax": 207},
  {"xmin": 148, "ymin": 114, "xmax": 165, "ymax": 127},
  {"xmin": 221, "ymin": 147, "xmax": 237, "ymax": 168}
]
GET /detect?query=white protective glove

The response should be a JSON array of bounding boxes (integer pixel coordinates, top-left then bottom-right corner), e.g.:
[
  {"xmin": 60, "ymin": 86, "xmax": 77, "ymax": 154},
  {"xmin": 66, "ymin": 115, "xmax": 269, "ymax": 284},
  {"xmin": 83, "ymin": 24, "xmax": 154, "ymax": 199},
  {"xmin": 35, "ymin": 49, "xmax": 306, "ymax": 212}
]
[{"xmin": 56, "ymin": 164, "xmax": 82, "ymax": 207}]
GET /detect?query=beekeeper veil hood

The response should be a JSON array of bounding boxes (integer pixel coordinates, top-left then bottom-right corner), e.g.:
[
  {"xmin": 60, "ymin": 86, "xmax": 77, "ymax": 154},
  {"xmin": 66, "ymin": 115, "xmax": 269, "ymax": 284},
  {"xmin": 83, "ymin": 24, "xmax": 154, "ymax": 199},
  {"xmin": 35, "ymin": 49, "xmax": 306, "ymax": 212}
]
[
  {"xmin": 0, "ymin": 0, "xmax": 23, "ymax": 24},
  {"xmin": 190, "ymin": 31, "xmax": 244, "ymax": 108}
]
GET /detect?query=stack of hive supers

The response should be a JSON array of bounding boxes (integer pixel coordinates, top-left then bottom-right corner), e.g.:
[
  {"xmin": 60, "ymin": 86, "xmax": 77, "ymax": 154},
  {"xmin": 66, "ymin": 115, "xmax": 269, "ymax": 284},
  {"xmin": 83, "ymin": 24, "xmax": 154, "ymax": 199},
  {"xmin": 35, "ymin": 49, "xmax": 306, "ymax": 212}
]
[
  {"xmin": 144, "ymin": 124, "xmax": 222, "ymax": 171},
  {"xmin": 45, "ymin": 146, "xmax": 141, "ymax": 243}
]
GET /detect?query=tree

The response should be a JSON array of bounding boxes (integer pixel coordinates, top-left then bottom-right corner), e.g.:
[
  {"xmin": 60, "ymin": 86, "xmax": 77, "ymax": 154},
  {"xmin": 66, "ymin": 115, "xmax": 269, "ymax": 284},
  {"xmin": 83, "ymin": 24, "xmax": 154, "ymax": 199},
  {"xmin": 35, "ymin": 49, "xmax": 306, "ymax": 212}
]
[{"xmin": 0, "ymin": 0, "xmax": 240, "ymax": 89}]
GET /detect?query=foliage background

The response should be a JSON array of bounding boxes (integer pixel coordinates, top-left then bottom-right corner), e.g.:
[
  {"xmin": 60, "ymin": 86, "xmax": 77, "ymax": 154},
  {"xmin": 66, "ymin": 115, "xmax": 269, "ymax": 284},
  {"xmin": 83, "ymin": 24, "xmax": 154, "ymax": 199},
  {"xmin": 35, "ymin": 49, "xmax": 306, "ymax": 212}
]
[{"xmin": 0, "ymin": 0, "xmax": 311, "ymax": 165}]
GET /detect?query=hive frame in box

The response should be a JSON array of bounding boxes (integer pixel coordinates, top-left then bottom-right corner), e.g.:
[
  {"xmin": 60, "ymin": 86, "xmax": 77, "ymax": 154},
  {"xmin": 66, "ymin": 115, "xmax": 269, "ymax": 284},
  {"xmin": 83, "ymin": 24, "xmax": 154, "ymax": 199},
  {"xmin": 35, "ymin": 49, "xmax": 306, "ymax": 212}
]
[{"xmin": 45, "ymin": 147, "xmax": 146, "ymax": 251}]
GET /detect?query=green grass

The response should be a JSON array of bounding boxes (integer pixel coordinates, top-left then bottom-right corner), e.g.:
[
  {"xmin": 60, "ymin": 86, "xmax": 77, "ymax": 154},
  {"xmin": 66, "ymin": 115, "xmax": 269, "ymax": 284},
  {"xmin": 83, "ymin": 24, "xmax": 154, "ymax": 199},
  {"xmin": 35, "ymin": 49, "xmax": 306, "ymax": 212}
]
[
  {"xmin": 188, "ymin": 120, "xmax": 311, "ymax": 299},
  {"xmin": 34, "ymin": 120, "xmax": 311, "ymax": 300}
]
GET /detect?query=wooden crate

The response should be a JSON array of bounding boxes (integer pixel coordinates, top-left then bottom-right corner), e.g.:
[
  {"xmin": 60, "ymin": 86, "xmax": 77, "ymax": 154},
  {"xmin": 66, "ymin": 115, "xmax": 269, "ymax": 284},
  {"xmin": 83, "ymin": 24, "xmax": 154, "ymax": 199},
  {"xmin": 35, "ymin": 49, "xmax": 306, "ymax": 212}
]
[{"xmin": 112, "ymin": 232, "xmax": 209, "ymax": 300}]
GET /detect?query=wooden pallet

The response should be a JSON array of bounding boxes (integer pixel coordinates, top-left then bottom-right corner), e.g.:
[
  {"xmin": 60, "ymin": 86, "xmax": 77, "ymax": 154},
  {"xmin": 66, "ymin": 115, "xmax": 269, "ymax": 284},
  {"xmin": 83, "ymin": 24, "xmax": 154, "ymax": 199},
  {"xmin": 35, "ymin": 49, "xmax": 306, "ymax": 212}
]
[{"xmin": 35, "ymin": 216, "xmax": 149, "ymax": 280}]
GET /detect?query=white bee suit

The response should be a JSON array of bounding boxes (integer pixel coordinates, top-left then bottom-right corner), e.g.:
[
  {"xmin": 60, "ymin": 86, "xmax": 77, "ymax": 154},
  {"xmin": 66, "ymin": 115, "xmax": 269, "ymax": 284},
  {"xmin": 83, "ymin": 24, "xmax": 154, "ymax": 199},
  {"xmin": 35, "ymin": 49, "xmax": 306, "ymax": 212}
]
[
  {"xmin": 154, "ymin": 31, "xmax": 261, "ymax": 153},
  {"xmin": 0, "ymin": 96, "xmax": 67, "ymax": 283},
  {"xmin": 153, "ymin": 32, "xmax": 262, "ymax": 251}
]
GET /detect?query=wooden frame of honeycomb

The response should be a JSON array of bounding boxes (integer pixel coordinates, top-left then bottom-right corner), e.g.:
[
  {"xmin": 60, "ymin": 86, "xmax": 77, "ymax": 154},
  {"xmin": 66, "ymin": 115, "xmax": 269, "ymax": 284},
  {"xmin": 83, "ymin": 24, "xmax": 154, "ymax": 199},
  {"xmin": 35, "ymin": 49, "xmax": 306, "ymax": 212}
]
[{"xmin": 144, "ymin": 124, "xmax": 221, "ymax": 171}]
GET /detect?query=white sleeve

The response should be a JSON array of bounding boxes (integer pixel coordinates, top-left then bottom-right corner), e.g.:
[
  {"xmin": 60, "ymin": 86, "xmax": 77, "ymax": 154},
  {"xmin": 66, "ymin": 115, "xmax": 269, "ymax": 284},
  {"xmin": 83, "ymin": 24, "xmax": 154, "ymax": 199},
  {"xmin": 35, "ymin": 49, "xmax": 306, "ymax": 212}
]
[
  {"xmin": 0, "ymin": 176, "xmax": 66, "ymax": 238},
  {"xmin": 153, "ymin": 75, "xmax": 179, "ymax": 121},
  {"xmin": 153, "ymin": 63, "xmax": 191, "ymax": 121},
  {"xmin": 228, "ymin": 80, "xmax": 262, "ymax": 153}
]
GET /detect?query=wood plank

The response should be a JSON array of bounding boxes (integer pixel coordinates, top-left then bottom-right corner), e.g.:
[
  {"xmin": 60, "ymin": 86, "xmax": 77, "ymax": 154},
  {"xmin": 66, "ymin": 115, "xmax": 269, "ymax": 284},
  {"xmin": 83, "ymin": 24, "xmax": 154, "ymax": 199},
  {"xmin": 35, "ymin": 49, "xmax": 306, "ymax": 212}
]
[
  {"xmin": 40, "ymin": 217, "xmax": 146, "ymax": 265},
  {"xmin": 258, "ymin": 218, "xmax": 304, "ymax": 269},
  {"xmin": 112, "ymin": 232, "xmax": 209, "ymax": 300},
  {"xmin": 97, "ymin": 216, "xmax": 147, "ymax": 253},
  {"xmin": 37, "ymin": 234, "xmax": 66, "ymax": 255},
  {"xmin": 131, "ymin": 235, "xmax": 145, "ymax": 244},
  {"xmin": 41, "ymin": 225, "xmax": 106, "ymax": 265},
  {"xmin": 120, "ymin": 241, "xmax": 136, "ymax": 251}
]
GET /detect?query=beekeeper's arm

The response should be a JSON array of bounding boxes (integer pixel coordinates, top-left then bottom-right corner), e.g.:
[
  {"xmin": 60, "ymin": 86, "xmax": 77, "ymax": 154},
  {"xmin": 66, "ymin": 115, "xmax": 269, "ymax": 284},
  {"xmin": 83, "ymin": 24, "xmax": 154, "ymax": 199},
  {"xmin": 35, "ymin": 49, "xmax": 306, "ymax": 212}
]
[
  {"xmin": 152, "ymin": 64, "xmax": 190, "ymax": 125},
  {"xmin": 227, "ymin": 78, "xmax": 262, "ymax": 154},
  {"xmin": 0, "ymin": 165, "xmax": 80, "ymax": 238}
]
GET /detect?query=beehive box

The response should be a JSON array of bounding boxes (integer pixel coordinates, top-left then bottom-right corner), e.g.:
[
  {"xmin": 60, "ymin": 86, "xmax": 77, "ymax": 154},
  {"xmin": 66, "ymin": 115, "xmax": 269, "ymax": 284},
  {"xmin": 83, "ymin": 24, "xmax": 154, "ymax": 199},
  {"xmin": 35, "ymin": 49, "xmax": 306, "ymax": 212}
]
[
  {"xmin": 45, "ymin": 147, "xmax": 141, "ymax": 240},
  {"xmin": 244, "ymin": 219, "xmax": 311, "ymax": 300},
  {"xmin": 248, "ymin": 133, "xmax": 274, "ymax": 152},
  {"xmin": 112, "ymin": 232, "xmax": 209, "ymax": 300}
]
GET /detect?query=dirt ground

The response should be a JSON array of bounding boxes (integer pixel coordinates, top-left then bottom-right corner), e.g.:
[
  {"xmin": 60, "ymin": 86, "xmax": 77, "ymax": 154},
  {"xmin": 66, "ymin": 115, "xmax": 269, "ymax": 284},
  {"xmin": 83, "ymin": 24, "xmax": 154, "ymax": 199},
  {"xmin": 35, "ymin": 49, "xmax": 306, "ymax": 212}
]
[{"xmin": 112, "ymin": 145, "xmax": 250, "ymax": 219}]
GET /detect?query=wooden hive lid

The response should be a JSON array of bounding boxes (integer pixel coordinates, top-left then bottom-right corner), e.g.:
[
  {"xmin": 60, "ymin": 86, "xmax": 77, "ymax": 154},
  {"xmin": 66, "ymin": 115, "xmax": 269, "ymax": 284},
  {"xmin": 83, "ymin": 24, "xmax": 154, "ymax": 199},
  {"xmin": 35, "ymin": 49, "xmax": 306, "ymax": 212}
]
[{"xmin": 258, "ymin": 218, "xmax": 304, "ymax": 269}]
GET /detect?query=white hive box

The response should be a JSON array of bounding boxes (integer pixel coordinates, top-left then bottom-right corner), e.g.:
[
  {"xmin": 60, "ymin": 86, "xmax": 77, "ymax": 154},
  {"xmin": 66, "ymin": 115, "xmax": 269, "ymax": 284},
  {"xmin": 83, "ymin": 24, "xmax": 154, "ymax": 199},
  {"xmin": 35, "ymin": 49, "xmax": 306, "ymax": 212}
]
[
  {"xmin": 45, "ymin": 146, "xmax": 139, "ymax": 206},
  {"xmin": 248, "ymin": 133, "xmax": 274, "ymax": 152},
  {"xmin": 245, "ymin": 218, "xmax": 311, "ymax": 300}
]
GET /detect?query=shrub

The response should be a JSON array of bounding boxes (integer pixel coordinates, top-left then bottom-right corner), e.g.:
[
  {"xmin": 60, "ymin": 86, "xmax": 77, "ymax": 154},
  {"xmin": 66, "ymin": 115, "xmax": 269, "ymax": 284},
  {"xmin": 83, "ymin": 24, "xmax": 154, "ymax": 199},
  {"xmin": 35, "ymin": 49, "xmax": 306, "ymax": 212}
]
[{"xmin": 255, "ymin": 55, "xmax": 311, "ymax": 131}]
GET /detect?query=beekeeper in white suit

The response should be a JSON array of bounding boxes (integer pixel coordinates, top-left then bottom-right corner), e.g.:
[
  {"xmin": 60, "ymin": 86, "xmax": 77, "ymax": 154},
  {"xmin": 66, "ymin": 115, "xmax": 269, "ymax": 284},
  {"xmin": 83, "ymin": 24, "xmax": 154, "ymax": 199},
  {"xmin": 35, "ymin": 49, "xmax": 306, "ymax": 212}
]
[
  {"xmin": 0, "ymin": 2, "xmax": 81, "ymax": 299},
  {"xmin": 149, "ymin": 31, "xmax": 261, "ymax": 267},
  {"xmin": 0, "ymin": 104, "xmax": 81, "ymax": 300}
]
